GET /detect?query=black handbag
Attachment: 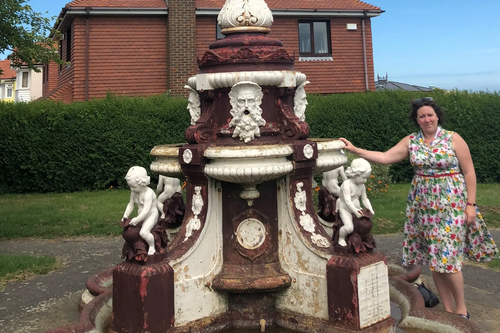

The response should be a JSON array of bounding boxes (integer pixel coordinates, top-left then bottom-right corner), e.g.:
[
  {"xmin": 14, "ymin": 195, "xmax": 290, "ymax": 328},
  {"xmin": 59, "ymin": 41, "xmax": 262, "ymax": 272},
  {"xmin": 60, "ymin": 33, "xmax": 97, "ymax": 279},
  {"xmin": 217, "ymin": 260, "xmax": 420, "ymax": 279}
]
[{"xmin": 414, "ymin": 283, "xmax": 440, "ymax": 308}]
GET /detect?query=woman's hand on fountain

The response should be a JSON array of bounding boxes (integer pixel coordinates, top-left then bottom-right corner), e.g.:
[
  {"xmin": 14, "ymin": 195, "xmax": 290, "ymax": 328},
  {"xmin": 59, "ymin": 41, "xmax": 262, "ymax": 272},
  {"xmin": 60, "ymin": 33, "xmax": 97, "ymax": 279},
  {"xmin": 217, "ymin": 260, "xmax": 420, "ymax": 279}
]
[
  {"xmin": 130, "ymin": 217, "xmax": 139, "ymax": 226},
  {"xmin": 339, "ymin": 138, "xmax": 356, "ymax": 152},
  {"xmin": 355, "ymin": 210, "xmax": 364, "ymax": 218}
]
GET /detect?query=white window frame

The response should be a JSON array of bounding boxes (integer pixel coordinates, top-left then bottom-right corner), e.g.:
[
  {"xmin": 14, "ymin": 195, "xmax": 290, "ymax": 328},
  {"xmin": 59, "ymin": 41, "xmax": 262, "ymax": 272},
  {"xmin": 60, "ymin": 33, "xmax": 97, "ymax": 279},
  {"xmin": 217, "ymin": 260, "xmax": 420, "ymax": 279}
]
[{"xmin": 21, "ymin": 71, "xmax": 29, "ymax": 88}]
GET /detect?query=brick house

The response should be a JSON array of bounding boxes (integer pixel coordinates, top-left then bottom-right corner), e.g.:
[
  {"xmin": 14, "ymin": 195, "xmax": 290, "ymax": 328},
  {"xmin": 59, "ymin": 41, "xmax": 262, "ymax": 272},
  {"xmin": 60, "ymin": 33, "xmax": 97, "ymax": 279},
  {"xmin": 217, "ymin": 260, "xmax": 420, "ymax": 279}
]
[
  {"xmin": 0, "ymin": 60, "xmax": 17, "ymax": 102},
  {"xmin": 43, "ymin": 0, "xmax": 382, "ymax": 103}
]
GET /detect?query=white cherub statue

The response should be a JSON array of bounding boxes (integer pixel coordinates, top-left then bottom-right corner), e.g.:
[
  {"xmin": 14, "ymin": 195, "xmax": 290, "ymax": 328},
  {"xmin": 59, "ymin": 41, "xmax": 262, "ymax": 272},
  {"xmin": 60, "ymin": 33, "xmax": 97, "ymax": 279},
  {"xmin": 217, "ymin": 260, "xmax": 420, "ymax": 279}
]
[
  {"xmin": 336, "ymin": 158, "xmax": 374, "ymax": 247},
  {"xmin": 156, "ymin": 175, "xmax": 182, "ymax": 220},
  {"xmin": 122, "ymin": 166, "xmax": 159, "ymax": 255},
  {"xmin": 322, "ymin": 166, "xmax": 347, "ymax": 197}
]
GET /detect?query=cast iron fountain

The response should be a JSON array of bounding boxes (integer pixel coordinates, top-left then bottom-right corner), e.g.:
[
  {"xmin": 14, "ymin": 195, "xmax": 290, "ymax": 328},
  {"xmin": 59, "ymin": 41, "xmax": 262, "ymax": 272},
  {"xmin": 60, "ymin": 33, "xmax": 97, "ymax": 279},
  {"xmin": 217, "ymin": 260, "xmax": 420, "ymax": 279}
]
[
  {"xmin": 46, "ymin": 1, "xmax": 484, "ymax": 333},
  {"xmin": 119, "ymin": 0, "xmax": 393, "ymax": 332}
]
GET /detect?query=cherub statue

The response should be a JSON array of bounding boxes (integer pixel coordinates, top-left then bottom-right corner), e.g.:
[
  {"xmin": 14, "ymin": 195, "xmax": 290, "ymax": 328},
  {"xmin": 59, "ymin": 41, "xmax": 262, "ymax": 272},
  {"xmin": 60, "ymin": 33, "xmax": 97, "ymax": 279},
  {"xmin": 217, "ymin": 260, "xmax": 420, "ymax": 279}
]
[
  {"xmin": 122, "ymin": 166, "xmax": 159, "ymax": 256},
  {"xmin": 156, "ymin": 175, "xmax": 182, "ymax": 220},
  {"xmin": 318, "ymin": 166, "xmax": 347, "ymax": 222},
  {"xmin": 335, "ymin": 159, "xmax": 374, "ymax": 247}
]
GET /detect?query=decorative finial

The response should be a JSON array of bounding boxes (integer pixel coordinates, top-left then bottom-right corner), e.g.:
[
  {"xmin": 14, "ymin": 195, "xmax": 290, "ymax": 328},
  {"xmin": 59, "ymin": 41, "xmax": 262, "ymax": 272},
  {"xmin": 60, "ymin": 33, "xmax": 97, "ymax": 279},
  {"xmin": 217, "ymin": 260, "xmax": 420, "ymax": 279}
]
[{"xmin": 218, "ymin": 0, "xmax": 274, "ymax": 35}]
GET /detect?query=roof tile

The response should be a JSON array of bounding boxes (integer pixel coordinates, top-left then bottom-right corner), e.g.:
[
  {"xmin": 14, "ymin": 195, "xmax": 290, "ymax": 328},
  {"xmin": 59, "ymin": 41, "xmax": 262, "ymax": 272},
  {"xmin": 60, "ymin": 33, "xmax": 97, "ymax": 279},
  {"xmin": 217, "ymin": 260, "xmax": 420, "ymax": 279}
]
[
  {"xmin": 0, "ymin": 60, "xmax": 17, "ymax": 79},
  {"xmin": 196, "ymin": 0, "xmax": 380, "ymax": 11},
  {"xmin": 65, "ymin": 0, "xmax": 167, "ymax": 9}
]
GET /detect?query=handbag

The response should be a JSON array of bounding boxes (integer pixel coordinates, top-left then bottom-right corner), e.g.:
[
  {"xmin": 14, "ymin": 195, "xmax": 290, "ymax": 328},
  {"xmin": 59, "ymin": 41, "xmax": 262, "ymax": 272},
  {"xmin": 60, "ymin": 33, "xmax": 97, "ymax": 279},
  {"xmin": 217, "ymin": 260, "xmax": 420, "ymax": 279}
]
[{"xmin": 413, "ymin": 282, "xmax": 440, "ymax": 308}]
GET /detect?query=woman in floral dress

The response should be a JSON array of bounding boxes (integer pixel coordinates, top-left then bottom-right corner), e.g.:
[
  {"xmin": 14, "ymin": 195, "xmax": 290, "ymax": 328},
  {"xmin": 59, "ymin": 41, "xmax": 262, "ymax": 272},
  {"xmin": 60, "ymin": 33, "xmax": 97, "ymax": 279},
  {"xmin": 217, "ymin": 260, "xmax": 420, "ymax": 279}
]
[{"xmin": 340, "ymin": 97, "xmax": 498, "ymax": 319}]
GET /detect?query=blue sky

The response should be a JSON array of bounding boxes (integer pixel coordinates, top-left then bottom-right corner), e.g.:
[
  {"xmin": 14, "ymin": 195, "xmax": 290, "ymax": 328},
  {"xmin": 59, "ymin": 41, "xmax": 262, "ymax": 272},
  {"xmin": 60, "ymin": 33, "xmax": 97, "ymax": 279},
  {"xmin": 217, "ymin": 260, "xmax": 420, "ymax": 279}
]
[{"xmin": 5, "ymin": 0, "xmax": 500, "ymax": 92}]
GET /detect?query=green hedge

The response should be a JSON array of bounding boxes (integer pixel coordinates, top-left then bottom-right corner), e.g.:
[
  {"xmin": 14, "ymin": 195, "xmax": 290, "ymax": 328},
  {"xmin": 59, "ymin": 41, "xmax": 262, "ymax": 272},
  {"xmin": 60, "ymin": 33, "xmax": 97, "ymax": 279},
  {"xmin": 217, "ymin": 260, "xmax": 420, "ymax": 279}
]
[
  {"xmin": 0, "ymin": 94, "xmax": 189, "ymax": 193},
  {"xmin": 1, "ymin": 90, "xmax": 499, "ymax": 194},
  {"xmin": 307, "ymin": 89, "xmax": 500, "ymax": 183}
]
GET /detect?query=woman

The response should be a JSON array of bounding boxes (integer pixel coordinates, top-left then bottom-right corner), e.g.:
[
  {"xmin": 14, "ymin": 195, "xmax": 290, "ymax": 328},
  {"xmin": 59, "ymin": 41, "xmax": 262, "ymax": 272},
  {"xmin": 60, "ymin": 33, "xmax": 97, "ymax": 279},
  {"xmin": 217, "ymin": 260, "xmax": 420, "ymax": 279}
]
[{"xmin": 340, "ymin": 97, "xmax": 498, "ymax": 319}]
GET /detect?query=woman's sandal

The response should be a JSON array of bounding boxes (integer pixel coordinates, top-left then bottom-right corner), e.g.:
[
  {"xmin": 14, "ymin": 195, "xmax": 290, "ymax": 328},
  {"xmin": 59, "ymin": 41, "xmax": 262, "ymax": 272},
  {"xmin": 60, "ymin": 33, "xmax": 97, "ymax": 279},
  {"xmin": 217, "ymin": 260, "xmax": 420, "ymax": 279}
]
[{"xmin": 459, "ymin": 312, "xmax": 470, "ymax": 320}]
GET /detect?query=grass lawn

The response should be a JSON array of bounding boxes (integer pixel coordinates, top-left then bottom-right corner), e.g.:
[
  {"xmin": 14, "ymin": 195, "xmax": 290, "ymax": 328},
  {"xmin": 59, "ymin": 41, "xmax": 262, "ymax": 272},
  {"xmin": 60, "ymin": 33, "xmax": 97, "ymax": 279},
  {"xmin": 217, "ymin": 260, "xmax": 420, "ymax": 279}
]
[
  {"xmin": 0, "ymin": 254, "xmax": 59, "ymax": 291},
  {"xmin": 0, "ymin": 189, "xmax": 130, "ymax": 239},
  {"xmin": 0, "ymin": 184, "xmax": 499, "ymax": 239}
]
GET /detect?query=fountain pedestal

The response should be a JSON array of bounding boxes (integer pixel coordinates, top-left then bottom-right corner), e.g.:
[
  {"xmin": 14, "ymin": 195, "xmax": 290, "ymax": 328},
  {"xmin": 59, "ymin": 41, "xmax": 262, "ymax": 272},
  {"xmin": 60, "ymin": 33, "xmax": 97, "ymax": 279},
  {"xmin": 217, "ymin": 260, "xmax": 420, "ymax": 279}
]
[
  {"xmin": 113, "ymin": 261, "xmax": 174, "ymax": 333},
  {"xmin": 327, "ymin": 251, "xmax": 394, "ymax": 332}
]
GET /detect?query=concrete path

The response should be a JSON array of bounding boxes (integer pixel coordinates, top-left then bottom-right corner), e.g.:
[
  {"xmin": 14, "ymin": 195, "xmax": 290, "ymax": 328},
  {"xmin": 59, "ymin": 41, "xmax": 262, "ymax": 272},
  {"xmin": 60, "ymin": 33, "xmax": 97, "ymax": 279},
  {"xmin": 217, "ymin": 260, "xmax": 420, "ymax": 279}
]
[{"xmin": 0, "ymin": 231, "xmax": 499, "ymax": 333}]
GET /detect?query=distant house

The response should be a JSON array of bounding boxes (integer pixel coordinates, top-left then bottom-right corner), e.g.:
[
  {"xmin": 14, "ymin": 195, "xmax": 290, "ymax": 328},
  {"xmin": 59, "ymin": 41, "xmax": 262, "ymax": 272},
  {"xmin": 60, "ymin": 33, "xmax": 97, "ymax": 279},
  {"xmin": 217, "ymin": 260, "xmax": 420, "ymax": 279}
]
[
  {"xmin": 0, "ymin": 60, "xmax": 17, "ymax": 102},
  {"xmin": 43, "ymin": 0, "xmax": 383, "ymax": 103},
  {"xmin": 375, "ymin": 74, "xmax": 435, "ymax": 92},
  {"xmin": 14, "ymin": 64, "xmax": 43, "ymax": 102}
]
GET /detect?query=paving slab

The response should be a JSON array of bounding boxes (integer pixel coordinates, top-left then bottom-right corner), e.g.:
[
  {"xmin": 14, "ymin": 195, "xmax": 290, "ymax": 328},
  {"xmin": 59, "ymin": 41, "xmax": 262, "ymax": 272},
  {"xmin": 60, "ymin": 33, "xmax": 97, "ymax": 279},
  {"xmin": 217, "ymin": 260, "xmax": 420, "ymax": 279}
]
[{"xmin": 0, "ymin": 231, "xmax": 498, "ymax": 333}]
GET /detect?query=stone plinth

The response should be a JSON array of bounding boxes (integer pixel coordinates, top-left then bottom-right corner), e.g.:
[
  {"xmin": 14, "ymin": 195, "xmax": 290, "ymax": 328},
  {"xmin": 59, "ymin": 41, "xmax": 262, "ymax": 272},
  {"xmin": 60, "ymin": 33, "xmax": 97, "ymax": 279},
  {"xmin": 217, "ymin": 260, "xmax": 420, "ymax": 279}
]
[
  {"xmin": 327, "ymin": 251, "xmax": 393, "ymax": 331},
  {"xmin": 113, "ymin": 261, "xmax": 174, "ymax": 333}
]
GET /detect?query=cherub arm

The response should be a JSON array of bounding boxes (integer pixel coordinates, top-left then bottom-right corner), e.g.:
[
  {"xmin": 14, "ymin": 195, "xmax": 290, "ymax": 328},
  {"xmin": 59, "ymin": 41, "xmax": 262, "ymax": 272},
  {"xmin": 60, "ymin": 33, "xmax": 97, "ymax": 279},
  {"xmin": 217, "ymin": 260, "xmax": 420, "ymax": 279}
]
[
  {"xmin": 360, "ymin": 186, "xmax": 374, "ymax": 215},
  {"xmin": 341, "ymin": 180, "xmax": 363, "ymax": 218},
  {"xmin": 123, "ymin": 193, "xmax": 135, "ymax": 219},
  {"xmin": 338, "ymin": 166, "xmax": 347, "ymax": 181},
  {"xmin": 130, "ymin": 189, "xmax": 155, "ymax": 226}
]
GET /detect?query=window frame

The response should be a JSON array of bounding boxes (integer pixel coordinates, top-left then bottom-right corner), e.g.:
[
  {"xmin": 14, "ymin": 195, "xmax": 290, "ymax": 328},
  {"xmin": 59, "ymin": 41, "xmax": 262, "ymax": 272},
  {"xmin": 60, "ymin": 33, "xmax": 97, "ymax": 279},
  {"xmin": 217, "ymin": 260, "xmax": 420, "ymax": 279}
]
[
  {"xmin": 216, "ymin": 22, "xmax": 224, "ymax": 40},
  {"xmin": 21, "ymin": 71, "xmax": 29, "ymax": 88},
  {"xmin": 66, "ymin": 28, "xmax": 72, "ymax": 62},
  {"xmin": 298, "ymin": 20, "xmax": 332, "ymax": 57},
  {"xmin": 6, "ymin": 87, "xmax": 13, "ymax": 98}
]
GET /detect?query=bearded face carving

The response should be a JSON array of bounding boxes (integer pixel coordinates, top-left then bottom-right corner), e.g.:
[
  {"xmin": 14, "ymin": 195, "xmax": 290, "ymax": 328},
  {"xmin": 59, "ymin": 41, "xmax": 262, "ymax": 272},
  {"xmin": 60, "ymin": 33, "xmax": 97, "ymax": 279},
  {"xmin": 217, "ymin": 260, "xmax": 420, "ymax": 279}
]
[{"xmin": 228, "ymin": 81, "xmax": 266, "ymax": 143}]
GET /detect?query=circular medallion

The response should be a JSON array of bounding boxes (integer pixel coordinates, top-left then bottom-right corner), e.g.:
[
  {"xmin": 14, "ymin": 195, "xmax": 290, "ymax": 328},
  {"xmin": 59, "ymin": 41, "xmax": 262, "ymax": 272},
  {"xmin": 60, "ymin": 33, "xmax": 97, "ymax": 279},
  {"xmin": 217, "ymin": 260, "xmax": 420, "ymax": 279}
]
[
  {"xmin": 303, "ymin": 144, "xmax": 314, "ymax": 159},
  {"xmin": 183, "ymin": 149, "xmax": 193, "ymax": 164},
  {"xmin": 236, "ymin": 218, "xmax": 266, "ymax": 250}
]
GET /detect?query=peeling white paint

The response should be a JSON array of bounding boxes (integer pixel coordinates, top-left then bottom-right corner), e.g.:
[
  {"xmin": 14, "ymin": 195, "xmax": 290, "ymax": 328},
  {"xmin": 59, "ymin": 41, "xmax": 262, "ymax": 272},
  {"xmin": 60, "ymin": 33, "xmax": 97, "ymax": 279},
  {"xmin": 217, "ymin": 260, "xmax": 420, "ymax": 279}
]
[
  {"xmin": 171, "ymin": 180, "xmax": 227, "ymax": 326},
  {"xmin": 275, "ymin": 178, "xmax": 330, "ymax": 319}
]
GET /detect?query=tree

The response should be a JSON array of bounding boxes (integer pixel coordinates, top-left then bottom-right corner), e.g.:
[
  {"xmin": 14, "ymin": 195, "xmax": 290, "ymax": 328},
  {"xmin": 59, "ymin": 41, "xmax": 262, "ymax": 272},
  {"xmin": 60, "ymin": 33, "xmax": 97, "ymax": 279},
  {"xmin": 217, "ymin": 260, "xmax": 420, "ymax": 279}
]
[{"xmin": 0, "ymin": 0, "xmax": 63, "ymax": 75}]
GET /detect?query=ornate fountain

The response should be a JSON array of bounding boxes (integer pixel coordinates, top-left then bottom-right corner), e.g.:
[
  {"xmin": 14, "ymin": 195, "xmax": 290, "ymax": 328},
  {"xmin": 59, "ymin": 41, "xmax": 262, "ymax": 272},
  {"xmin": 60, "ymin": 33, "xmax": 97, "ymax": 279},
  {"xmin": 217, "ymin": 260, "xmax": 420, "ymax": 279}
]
[{"xmin": 113, "ymin": 0, "xmax": 393, "ymax": 332}]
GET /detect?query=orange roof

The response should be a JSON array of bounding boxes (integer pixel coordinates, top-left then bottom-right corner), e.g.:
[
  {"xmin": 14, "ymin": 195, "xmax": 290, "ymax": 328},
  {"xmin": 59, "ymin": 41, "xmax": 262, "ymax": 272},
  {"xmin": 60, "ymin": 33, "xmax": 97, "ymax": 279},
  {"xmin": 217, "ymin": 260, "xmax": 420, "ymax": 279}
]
[
  {"xmin": 196, "ymin": 0, "xmax": 380, "ymax": 11},
  {"xmin": 0, "ymin": 60, "xmax": 16, "ymax": 79},
  {"xmin": 65, "ymin": 0, "xmax": 167, "ymax": 8}
]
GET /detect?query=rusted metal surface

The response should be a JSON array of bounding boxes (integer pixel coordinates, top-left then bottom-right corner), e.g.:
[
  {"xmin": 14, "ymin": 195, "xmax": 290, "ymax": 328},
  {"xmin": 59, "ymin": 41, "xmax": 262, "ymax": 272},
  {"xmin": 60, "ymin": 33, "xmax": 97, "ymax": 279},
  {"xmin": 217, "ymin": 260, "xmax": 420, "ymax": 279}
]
[
  {"xmin": 277, "ymin": 309, "xmax": 395, "ymax": 333},
  {"xmin": 326, "ymin": 251, "xmax": 388, "ymax": 330},
  {"xmin": 113, "ymin": 261, "xmax": 174, "ymax": 333}
]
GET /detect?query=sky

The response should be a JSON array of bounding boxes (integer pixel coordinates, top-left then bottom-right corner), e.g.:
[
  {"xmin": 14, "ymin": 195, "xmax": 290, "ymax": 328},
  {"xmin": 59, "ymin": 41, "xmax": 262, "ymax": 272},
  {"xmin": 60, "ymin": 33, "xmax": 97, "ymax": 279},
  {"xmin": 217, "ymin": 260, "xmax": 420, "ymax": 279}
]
[{"xmin": 4, "ymin": 0, "xmax": 500, "ymax": 92}]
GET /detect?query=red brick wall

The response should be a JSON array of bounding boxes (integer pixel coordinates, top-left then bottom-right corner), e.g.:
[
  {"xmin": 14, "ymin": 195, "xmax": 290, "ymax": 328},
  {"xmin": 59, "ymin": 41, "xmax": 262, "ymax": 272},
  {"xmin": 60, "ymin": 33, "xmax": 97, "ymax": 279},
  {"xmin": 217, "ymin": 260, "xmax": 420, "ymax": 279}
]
[
  {"xmin": 42, "ymin": 60, "xmax": 59, "ymax": 96},
  {"xmin": 196, "ymin": 16, "xmax": 376, "ymax": 94},
  {"xmin": 168, "ymin": 0, "xmax": 198, "ymax": 96},
  {"xmin": 54, "ymin": 20, "xmax": 77, "ymax": 102},
  {"xmin": 73, "ymin": 16, "xmax": 168, "ymax": 101}
]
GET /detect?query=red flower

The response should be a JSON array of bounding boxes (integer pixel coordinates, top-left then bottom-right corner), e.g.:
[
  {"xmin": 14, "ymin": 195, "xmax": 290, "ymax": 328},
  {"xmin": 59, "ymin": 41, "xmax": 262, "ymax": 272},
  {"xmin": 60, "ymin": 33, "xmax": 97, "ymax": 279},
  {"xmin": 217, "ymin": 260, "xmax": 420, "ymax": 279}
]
[{"xmin": 447, "ymin": 265, "xmax": 453, "ymax": 271}]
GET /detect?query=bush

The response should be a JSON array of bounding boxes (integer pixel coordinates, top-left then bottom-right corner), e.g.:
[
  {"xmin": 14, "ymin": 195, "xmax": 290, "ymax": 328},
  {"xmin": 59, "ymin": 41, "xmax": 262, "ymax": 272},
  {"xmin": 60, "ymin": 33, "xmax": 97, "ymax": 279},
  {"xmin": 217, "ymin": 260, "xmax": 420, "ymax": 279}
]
[
  {"xmin": 1, "ymin": 89, "xmax": 499, "ymax": 194},
  {"xmin": 307, "ymin": 89, "xmax": 500, "ymax": 183},
  {"xmin": 0, "ymin": 94, "xmax": 189, "ymax": 193}
]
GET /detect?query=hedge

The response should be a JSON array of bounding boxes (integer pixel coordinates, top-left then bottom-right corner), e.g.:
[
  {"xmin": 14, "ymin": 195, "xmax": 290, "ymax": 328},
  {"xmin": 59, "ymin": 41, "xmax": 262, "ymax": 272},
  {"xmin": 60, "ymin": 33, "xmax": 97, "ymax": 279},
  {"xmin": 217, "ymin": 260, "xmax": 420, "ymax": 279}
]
[
  {"xmin": 0, "ymin": 94, "xmax": 189, "ymax": 193},
  {"xmin": 0, "ymin": 89, "xmax": 499, "ymax": 194}
]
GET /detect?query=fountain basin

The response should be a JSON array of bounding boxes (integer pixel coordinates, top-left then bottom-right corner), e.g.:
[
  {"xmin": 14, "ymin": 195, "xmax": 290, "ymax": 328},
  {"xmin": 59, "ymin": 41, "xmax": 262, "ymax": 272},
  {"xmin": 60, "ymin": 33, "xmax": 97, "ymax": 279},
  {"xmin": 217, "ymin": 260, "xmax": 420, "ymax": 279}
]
[
  {"xmin": 150, "ymin": 144, "xmax": 183, "ymax": 178},
  {"xmin": 311, "ymin": 138, "xmax": 348, "ymax": 174}
]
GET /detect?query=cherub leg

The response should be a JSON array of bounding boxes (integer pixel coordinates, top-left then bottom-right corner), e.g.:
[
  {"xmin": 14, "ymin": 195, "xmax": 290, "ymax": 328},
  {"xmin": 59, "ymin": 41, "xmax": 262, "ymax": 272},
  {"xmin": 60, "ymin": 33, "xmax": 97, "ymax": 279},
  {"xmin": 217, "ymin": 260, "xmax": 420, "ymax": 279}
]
[
  {"xmin": 338, "ymin": 209, "xmax": 354, "ymax": 247},
  {"xmin": 157, "ymin": 192, "xmax": 168, "ymax": 219},
  {"xmin": 139, "ymin": 216, "xmax": 157, "ymax": 255}
]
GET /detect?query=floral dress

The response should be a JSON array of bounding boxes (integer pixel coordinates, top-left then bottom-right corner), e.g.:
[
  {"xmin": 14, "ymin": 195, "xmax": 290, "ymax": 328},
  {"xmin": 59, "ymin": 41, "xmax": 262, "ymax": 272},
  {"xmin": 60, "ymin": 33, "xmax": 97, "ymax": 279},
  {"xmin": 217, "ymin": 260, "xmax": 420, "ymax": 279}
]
[{"xmin": 402, "ymin": 126, "xmax": 498, "ymax": 273}]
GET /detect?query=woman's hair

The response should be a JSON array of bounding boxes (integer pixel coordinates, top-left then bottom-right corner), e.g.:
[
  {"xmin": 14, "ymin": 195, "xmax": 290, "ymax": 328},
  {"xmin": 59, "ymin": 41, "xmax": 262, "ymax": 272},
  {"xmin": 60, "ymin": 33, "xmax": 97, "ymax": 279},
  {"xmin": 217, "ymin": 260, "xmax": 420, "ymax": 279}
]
[{"xmin": 408, "ymin": 97, "xmax": 444, "ymax": 127}]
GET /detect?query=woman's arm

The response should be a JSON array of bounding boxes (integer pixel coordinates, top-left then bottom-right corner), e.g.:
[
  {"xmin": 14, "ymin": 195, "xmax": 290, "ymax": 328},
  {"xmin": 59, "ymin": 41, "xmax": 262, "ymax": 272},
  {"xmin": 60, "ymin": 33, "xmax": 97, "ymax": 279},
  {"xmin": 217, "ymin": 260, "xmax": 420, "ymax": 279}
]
[
  {"xmin": 453, "ymin": 133, "xmax": 476, "ymax": 224},
  {"xmin": 339, "ymin": 136, "xmax": 411, "ymax": 165}
]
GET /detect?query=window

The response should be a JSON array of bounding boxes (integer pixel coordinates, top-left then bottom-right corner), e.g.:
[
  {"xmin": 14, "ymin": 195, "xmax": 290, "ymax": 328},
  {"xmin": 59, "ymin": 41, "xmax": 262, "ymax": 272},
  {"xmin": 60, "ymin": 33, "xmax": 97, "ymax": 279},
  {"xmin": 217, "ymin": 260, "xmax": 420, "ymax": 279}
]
[
  {"xmin": 216, "ymin": 23, "xmax": 224, "ymax": 40},
  {"xmin": 298, "ymin": 21, "xmax": 331, "ymax": 56},
  {"xmin": 66, "ymin": 29, "xmax": 71, "ymax": 62},
  {"xmin": 22, "ymin": 72, "xmax": 29, "ymax": 88},
  {"xmin": 7, "ymin": 88, "xmax": 12, "ymax": 98}
]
